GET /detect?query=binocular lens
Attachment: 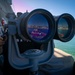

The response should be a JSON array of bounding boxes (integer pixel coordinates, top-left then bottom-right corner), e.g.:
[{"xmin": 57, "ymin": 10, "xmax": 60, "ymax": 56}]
[
  {"xmin": 58, "ymin": 18, "xmax": 69, "ymax": 38},
  {"xmin": 27, "ymin": 14, "xmax": 49, "ymax": 41},
  {"xmin": 20, "ymin": 9, "xmax": 74, "ymax": 43}
]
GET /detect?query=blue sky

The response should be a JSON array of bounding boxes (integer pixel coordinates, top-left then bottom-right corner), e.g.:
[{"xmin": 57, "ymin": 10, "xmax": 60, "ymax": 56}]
[{"xmin": 12, "ymin": 0, "xmax": 75, "ymax": 18}]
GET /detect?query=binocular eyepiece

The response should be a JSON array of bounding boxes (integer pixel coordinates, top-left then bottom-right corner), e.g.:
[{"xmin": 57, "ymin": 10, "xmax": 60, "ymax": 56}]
[{"xmin": 7, "ymin": 9, "xmax": 75, "ymax": 43}]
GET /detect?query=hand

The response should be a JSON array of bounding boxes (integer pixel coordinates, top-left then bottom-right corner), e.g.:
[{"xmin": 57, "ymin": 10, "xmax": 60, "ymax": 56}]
[
  {"xmin": 0, "ymin": 37, "xmax": 5, "ymax": 46},
  {"xmin": 2, "ymin": 35, "xmax": 7, "ymax": 41}
]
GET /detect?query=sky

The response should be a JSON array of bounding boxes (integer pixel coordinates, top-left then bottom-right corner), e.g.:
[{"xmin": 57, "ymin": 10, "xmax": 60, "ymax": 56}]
[{"xmin": 11, "ymin": 0, "xmax": 75, "ymax": 18}]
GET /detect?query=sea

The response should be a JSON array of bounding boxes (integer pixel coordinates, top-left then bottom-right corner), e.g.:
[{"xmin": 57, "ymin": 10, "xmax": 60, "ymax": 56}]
[{"xmin": 54, "ymin": 36, "xmax": 75, "ymax": 60}]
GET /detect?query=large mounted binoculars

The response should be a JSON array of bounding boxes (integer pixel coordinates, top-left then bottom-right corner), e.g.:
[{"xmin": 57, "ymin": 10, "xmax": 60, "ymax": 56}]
[
  {"xmin": 7, "ymin": 9, "xmax": 75, "ymax": 43},
  {"xmin": 5, "ymin": 9, "xmax": 75, "ymax": 75}
]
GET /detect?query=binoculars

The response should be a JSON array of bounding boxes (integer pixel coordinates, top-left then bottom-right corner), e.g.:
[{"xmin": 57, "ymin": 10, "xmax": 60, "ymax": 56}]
[
  {"xmin": 7, "ymin": 9, "xmax": 75, "ymax": 44},
  {"xmin": 5, "ymin": 9, "xmax": 75, "ymax": 75}
]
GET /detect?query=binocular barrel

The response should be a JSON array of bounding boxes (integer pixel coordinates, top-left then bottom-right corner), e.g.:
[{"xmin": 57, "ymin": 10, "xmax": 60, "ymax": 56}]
[
  {"xmin": 54, "ymin": 13, "xmax": 75, "ymax": 42},
  {"xmin": 12, "ymin": 9, "xmax": 75, "ymax": 43},
  {"xmin": 20, "ymin": 9, "xmax": 56, "ymax": 43}
]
